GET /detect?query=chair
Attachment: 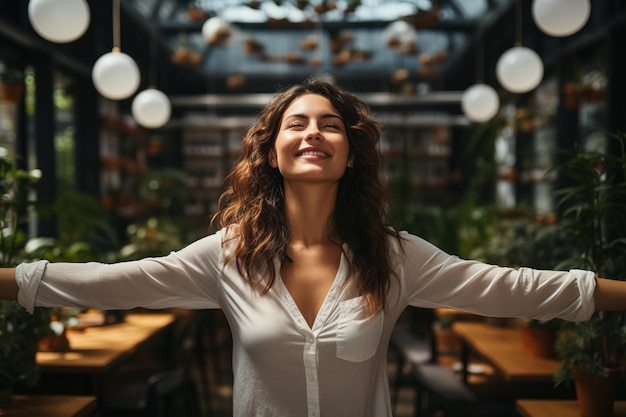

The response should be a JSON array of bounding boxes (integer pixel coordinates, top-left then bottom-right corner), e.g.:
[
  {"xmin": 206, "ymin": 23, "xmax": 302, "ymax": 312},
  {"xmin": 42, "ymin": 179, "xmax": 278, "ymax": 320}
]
[
  {"xmin": 389, "ymin": 308, "xmax": 478, "ymax": 417},
  {"xmin": 145, "ymin": 369, "xmax": 202, "ymax": 417},
  {"xmin": 409, "ymin": 362, "xmax": 476, "ymax": 417},
  {"xmin": 100, "ymin": 311, "xmax": 207, "ymax": 417},
  {"xmin": 390, "ymin": 328, "xmax": 435, "ymax": 408}
]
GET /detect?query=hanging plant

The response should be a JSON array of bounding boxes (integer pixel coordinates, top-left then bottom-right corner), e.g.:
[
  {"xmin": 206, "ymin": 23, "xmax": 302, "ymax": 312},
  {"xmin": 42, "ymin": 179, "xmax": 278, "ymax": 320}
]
[
  {"xmin": 171, "ymin": 34, "xmax": 203, "ymax": 67},
  {"xmin": 226, "ymin": 74, "xmax": 246, "ymax": 90},
  {"xmin": 405, "ymin": 9, "xmax": 441, "ymax": 29},
  {"xmin": 171, "ymin": 49, "xmax": 202, "ymax": 66},
  {"xmin": 296, "ymin": 0, "xmax": 310, "ymax": 11},
  {"xmin": 187, "ymin": 4, "xmax": 206, "ymax": 21},
  {"xmin": 351, "ymin": 49, "xmax": 372, "ymax": 62},
  {"xmin": 344, "ymin": 0, "xmax": 361, "ymax": 15},
  {"xmin": 299, "ymin": 35, "xmax": 318, "ymax": 51},
  {"xmin": 245, "ymin": 1, "xmax": 261, "ymax": 10},
  {"xmin": 285, "ymin": 52, "xmax": 306, "ymax": 65},
  {"xmin": 242, "ymin": 37, "xmax": 265, "ymax": 55}
]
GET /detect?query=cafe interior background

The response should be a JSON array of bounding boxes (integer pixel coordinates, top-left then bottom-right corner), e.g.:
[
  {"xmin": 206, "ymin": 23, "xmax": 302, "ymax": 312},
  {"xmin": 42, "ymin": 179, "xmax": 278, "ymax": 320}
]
[{"xmin": 1, "ymin": 1, "xmax": 626, "ymax": 416}]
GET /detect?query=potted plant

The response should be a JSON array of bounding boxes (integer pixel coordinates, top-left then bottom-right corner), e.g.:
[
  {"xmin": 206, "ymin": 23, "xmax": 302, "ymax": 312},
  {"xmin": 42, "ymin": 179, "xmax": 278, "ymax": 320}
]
[
  {"xmin": 0, "ymin": 155, "xmax": 51, "ymax": 403},
  {"xmin": 552, "ymin": 132, "xmax": 626, "ymax": 417}
]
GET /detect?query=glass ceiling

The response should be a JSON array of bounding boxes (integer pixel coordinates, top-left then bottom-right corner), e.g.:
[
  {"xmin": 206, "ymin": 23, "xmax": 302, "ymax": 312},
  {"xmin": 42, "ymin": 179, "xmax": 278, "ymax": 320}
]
[
  {"xmin": 129, "ymin": 0, "xmax": 505, "ymax": 24},
  {"xmin": 125, "ymin": 0, "xmax": 510, "ymax": 93}
]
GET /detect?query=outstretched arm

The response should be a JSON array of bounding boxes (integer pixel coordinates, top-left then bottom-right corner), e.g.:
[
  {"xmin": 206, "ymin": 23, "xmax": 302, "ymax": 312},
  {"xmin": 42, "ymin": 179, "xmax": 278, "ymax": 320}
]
[
  {"xmin": 0, "ymin": 268, "xmax": 18, "ymax": 300},
  {"xmin": 594, "ymin": 278, "xmax": 626, "ymax": 311}
]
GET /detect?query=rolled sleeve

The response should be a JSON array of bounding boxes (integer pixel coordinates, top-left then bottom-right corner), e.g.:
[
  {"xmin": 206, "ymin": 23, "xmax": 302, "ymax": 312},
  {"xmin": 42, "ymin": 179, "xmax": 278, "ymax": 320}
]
[
  {"xmin": 569, "ymin": 269, "xmax": 597, "ymax": 322},
  {"xmin": 15, "ymin": 260, "xmax": 49, "ymax": 314}
]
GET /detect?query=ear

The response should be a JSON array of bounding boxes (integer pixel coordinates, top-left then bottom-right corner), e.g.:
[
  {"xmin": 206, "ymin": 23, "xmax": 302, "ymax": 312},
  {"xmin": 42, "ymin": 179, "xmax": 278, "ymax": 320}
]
[
  {"xmin": 347, "ymin": 154, "xmax": 354, "ymax": 168},
  {"xmin": 269, "ymin": 149, "xmax": 278, "ymax": 168}
]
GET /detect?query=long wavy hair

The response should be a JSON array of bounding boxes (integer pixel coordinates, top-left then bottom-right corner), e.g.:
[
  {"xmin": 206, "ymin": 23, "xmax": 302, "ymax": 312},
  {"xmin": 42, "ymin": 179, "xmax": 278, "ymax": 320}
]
[{"xmin": 212, "ymin": 77, "xmax": 402, "ymax": 311}]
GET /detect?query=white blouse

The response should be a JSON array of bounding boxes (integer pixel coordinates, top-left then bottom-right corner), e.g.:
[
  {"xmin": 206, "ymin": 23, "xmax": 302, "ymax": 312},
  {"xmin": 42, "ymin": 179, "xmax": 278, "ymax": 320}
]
[{"xmin": 16, "ymin": 229, "xmax": 596, "ymax": 417}]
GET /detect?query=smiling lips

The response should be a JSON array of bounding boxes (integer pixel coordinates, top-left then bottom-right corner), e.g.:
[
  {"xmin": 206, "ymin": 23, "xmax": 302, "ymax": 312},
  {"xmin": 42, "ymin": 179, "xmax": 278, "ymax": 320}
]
[{"xmin": 296, "ymin": 148, "xmax": 330, "ymax": 158}]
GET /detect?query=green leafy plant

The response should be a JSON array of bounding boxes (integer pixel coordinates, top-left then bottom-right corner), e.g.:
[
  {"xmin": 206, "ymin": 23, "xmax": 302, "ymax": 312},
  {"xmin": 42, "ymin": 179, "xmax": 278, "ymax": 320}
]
[
  {"xmin": 552, "ymin": 132, "xmax": 626, "ymax": 385},
  {"xmin": 0, "ymin": 301, "xmax": 51, "ymax": 389},
  {"xmin": 0, "ymin": 155, "xmax": 51, "ymax": 390}
]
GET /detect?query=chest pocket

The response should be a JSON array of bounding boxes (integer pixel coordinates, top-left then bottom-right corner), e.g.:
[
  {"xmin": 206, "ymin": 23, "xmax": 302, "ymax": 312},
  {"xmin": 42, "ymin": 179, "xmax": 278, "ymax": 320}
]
[{"xmin": 336, "ymin": 296, "xmax": 384, "ymax": 362}]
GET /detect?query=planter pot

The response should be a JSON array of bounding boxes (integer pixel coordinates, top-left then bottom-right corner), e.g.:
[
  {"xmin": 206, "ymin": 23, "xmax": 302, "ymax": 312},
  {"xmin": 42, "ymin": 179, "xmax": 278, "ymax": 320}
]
[
  {"xmin": 38, "ymin": 328, "xmax": 71, "ymax": 352},
  {"xmin": 522, "ymin": 327, "xmax": 556, "ymax": 358},
  {"xmin": 435, "ymin": 327, "xmax": 461, "ymax": 355},
  {"xmin": 0, "ymin": 83, "xmax": 24, "ymax": 103},
  {"xmin": 575, "ymin": 368, "xmax": 621, "ymax": 417}
]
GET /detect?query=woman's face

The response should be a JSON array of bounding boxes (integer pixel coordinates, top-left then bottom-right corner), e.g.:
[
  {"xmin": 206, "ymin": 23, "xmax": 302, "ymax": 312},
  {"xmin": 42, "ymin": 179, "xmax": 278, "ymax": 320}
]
[{"xmin": 269, "ymin": 93, "xmax": 352, "ymax": 184}]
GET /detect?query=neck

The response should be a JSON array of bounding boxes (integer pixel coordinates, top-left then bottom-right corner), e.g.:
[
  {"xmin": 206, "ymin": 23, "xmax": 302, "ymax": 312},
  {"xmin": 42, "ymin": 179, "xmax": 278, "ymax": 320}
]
[{"xmin": 283, "ymin": 180, "xmax": 338, "ymax": 247}]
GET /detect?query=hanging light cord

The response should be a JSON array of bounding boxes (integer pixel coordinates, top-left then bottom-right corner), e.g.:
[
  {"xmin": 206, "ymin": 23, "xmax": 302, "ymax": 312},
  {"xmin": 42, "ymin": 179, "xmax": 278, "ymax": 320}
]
[
  {"xmin": 149, "ymin": 33, "xmax": 157, "ymax": 87},
  {"xmin": 113, "ymin": 0, "xmax": 121, "ymax": 51},
  {"xmin": 476, "ymin": 29, "xmax": 484, "ymax": 83},
  {"xmin": 515, "ymin": 0, "xmax": 522, "ymax": 47}
]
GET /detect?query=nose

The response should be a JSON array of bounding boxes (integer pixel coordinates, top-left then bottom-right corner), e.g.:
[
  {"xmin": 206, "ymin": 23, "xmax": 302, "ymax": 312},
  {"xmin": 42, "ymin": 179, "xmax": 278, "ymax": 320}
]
[{"xmin": 304, "ymin": 124, "xmax": 323, "ymax": 141}]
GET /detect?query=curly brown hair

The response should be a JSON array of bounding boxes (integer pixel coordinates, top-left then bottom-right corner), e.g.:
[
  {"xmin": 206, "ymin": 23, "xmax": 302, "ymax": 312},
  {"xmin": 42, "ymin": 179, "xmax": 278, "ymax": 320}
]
[{"xmin": 212, "ymin": 77, "xmax": 401, "ymax": 311}]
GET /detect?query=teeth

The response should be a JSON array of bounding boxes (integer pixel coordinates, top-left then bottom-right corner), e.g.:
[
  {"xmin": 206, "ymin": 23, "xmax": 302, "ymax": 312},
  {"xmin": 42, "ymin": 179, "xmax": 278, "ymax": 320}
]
[{"xmin": 299, "ymin": 150, "xmax": 328, "ymax": 157}]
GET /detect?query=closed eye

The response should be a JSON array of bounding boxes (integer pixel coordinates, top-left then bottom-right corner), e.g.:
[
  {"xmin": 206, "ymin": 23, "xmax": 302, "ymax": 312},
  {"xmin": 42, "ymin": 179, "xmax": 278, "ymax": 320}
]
[{"xmin": 286, "ymin": 120, "xmax": 305, "ymax": 129}]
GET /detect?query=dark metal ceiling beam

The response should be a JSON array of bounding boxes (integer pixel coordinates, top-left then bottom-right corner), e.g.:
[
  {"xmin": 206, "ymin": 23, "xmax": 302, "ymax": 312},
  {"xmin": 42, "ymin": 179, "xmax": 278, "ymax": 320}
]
[
  {"xmin": 0, "ymin": 14, "xmax": 91, "ymax": 75},
  {"xmin": 170, "ymin": 90, "xmax": 463, "ymax": 108}
]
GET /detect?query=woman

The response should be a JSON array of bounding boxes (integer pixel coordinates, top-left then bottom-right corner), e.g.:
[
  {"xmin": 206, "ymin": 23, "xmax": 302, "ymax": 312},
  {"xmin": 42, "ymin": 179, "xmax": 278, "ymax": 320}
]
[{"xmin": 1, "ymin": 78, "xmax": 625, "ymax": 417}]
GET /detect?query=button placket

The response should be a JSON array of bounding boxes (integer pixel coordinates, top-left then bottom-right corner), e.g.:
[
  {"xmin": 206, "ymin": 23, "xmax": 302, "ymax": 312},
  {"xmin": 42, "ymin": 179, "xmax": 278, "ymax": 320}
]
[{"xmin": 303, "ymin": 331, "xmax": 320, "ymax": 417}]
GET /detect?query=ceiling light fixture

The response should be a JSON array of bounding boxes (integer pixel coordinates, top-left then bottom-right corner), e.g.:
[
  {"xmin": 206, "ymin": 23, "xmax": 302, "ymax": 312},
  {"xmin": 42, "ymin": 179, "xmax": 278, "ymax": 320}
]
[
  {"xmin": 532, "ymin": 0, "xmax": 590, "ymax": 37},
  {"xmin": 461, "ymin": 28, "xmax": 499, "ymax": 122},
  {"xmin": 92, "ymin": 0, "xmax": 141, "ymax": 100},
  {"xmin": 132, "ymin": 33, "xmax": 171, "ymax": 129},
  {"xmin": 28, "ymin": 0, "xmax": 90, "ymax": 43},
  {"xmin": 496, "ymin": 0, "xmax": 543, "ymax": 94}
]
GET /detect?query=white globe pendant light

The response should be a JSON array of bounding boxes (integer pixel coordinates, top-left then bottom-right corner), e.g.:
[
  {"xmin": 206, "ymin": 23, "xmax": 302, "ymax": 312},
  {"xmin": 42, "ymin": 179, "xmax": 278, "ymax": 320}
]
[
  {"xmin": 92, "ymin": 48, "xmax": 141, "ymax": 100},
  {"xmin": 132, "ymin": 88, "xmax": 172, "ymax": 129},
  {"xmin": 202, "ymin": 16, "xmax": 233, "ymax": 46},
  {"xmin": 532, "ymin": 0, "xmax": 590, "ymax": 37},
  {"xmin": 461, "ymin": 84, "xmax": 500, "ymax": 122},
  {"xmin": 496, "ymin": 46, "xmax": 544, "ymax": 93},
  {"xmin": 28, "ymin": 0, "xmax": 90, "ymax": 43}
]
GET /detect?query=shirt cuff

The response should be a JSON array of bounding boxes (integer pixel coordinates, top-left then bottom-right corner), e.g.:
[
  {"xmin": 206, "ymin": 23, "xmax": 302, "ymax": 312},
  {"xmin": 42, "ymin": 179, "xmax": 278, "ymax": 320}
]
[
  {"xmin": 570, "ymin": 268, "xmax": 596, "ymax": 321},
  {"xmin": 16, "ymin": 260, "xmax": 48, "ymax": 314}
]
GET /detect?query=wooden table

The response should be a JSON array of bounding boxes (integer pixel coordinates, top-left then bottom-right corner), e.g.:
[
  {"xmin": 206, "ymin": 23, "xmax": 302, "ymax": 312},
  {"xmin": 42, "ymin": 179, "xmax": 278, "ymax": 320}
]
[
  {"xmin": 37, "ymin": 313, "xmax": 177, "ymax": 374},
  {"xmin": 453, "ymin": 321, "xmax": 561, "ymax": 383},
  {"xmin": 24, "ymin": 312, "xmax": 177, "ymax": 403},
  {"xmin": 517, "ymin": 399, "xmax": 626, "ymax": 417},
  {"xmin": 0, "ymin": 395, "xmax": 96, "ymax": 417}
]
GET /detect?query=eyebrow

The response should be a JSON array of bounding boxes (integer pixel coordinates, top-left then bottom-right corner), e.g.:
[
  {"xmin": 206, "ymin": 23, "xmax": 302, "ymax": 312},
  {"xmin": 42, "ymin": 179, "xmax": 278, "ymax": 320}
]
[{"xmin": 284, "ymin": 113, "xmax": 343, "ymax": 122}]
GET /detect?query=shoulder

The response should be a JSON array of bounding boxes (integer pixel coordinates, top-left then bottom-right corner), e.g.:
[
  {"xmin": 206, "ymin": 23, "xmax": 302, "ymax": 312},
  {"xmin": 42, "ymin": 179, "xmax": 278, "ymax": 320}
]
[
  {"xmin": 389, "ymin": 230, "xmax": 454, "ymax": 266},
  {"xmin": 175, "ymin": 227, "xmax": 237, "ymax": 260}
]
